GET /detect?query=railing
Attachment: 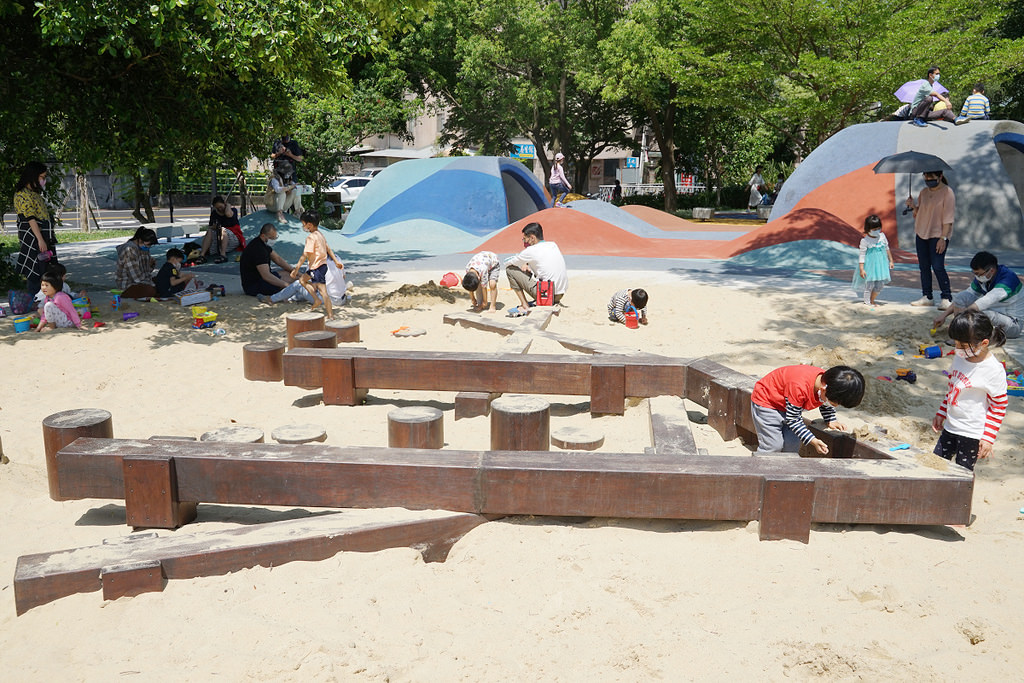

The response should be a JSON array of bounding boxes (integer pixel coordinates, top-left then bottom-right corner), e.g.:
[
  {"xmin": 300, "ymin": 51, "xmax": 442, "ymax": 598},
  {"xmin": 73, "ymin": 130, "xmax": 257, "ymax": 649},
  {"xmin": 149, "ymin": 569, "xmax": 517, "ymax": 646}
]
[{"xmin": 597, "ymin": 183, "xmax": 707, "ymax": 202}]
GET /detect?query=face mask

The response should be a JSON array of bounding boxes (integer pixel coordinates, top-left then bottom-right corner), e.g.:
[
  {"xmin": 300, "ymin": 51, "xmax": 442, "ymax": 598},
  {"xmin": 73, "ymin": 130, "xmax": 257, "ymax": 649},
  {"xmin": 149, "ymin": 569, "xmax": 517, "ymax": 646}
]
[
  {"xmin": 868, "ymin": 229, "xmax": 880, "ymax": 237},
  {"xmin": 39, "ymin": 178, "xmax": 47, "ymax": 190},
  {"xmin": 140, "ymin": 245, "xmax": 150, "ymax": 252},
  {"xmin": 925, "ymin": 179, "xmax": 939, "ymax": 188},
  {"xmin": 933, "ymin": 74, "xmax": 940, "ymax": 82},
  {"xmin": 267, "ymin": 239, "xmax": 277, "ymax": 247},
  {"xmin": 975, "ymin": 271, "xmax": 991, "ymax": 284}
]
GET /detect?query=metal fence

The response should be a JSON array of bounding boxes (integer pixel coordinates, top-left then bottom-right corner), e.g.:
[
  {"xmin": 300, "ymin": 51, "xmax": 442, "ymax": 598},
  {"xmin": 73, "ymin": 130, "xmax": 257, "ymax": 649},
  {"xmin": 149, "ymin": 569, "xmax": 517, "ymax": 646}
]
[{"xmin": 596, "ymin": 183, "xmax": 708, "ymax": 202}]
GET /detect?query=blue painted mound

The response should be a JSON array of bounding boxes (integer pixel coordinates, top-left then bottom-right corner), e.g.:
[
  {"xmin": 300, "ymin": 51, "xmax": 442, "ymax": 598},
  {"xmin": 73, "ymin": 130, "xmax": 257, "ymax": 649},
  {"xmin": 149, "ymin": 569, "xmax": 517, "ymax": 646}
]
[
  {"xmin": 240, "ymin": 209, "xmax": 488, "ymax": 262},
  {"xmin": 729, "ymin": 239, "xmax": 860, "ymax": 271},
  {"xmin": 342, "ymin": 156, "xmax": 547, "ymax": 237}
]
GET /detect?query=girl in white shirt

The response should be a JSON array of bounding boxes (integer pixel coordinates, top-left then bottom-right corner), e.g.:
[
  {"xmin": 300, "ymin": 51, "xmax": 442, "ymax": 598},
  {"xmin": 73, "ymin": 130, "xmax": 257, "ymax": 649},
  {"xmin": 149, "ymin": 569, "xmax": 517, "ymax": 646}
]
[{"xmin": 933, "ymin": 311, "xmax": 1009, "ymax": 470}]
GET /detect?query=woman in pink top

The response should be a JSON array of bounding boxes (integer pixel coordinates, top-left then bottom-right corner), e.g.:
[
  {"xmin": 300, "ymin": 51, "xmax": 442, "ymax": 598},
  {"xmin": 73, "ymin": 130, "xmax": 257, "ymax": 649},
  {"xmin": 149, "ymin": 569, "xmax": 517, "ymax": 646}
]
[
  {"xmin": 549, "ymin": 152, "xmax": 572, "ymax": 206},
  {"xmin": 906, "ymin": 170, "xmax": 955, "ymax": 309}
]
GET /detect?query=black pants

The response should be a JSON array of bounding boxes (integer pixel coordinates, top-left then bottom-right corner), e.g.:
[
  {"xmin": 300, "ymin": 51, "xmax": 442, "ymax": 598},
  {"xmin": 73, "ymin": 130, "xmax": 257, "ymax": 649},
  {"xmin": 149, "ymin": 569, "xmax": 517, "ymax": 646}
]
[
  {"xmin": 934, "ymin": 429, "xmax": 980, "ymax": 470},
  {"xmin": 916, "ymin": 235, "xmax": 952, "ymax": 301}
]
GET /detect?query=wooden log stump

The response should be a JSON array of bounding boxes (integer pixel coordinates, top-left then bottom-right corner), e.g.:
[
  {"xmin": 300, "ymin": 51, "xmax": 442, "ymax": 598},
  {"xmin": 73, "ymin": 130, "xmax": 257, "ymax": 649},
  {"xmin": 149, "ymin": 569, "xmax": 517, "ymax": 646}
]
[
  {"xmin": 271, "ymin": 424, "xmax": 328, "ymax": 445},
  {"xmin": 388, "ymin": 407, "xmax": 444, "ymax": 449},
  {"xmin": 551, "ymin": 425, "xmax": 604, "ymax": 451},
  {"xmin": 42, "ymin": 408, "xmax": 114, "ymax": 501},
  {"xmin": 243, "ymin": 341, "xmax": 286, "ymax": 382},
  {"xmin": 286, "ymin": 311, "xmax": 325, "ymax": 349},
  {"xmin": 455, "ymin": 391, "xmax": 499, "ymax": 420},
  {"xmin": 490, "ymin": 395, "xmax": 550, "ymax": 451},
  {"xmin": 326, "ymin": 320, "xmax": 360, "ymax": 343},
  {"xmin": 199, "ymin": 425, "xmax": 265, "ymax": 443},
  {"xmin": 293, "ymin": 330, "xmax": 338, "ymax": 349}
]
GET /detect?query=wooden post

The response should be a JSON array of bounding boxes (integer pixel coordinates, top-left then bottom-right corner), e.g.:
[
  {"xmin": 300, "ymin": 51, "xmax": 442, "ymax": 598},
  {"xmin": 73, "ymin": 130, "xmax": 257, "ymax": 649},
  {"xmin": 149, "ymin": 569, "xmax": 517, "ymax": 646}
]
[
  {"xmin": 490, "ymin": 395, "xmax": 550, "ymax": 451},
  {"xmin": 293, "ymin": 330, "xmax": 338, "ymax": 349},
  {"xmin": 455, "ymin": 391, "xmax": 498, "ymax": 420},
  {"xmin": 388, "ymin": 407, "xmax": 444, "ymax": 449},
  {"xmin": 123, "ymin": 454, "xmax": 197, "ymax": 529},
  {"xmin": 590, "ymin": 363, "xmax": 626, "ymax": 415},
  {"xmin": 759, "ymin": 476, "xmax": 815, "ymax": 543},
  {"xmin": 200, "ymin": 425, "xmax": 265, "ymax": 443},
  {"xmin": 326, "ymin": 320, "xmax": 360, "ymax": 343},
  {"xmin": 42, "ymin": 408, "xmax": 113, "ymax": 501},
  {"xmin": 286, "ymin": 311, "xmax": 325, "ymax": 349},
  {"xmin": 243, "ymin": 341, "xmax": 287, "ymax": 382},
  {"xmin": 271, "ymin": 424, "xmax": 328, "ymax": 445},
  {"xmin": 550, "ymin": 425, "xmax": 604, "ymax": 451}
]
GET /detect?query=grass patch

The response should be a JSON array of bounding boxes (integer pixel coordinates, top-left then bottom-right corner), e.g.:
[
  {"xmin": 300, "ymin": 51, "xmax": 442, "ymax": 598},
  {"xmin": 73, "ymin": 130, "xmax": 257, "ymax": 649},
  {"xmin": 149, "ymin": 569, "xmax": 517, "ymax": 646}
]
[{"xmin": 0, "ymin": 229, "xmax": 128, "ymax": 249}]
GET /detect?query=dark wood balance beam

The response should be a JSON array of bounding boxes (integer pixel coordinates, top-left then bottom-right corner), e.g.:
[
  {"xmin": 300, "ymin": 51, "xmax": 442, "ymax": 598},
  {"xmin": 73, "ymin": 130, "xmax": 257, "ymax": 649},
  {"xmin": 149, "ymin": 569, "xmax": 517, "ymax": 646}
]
[
  {"xmin": 53, "ymin": 438, "xmax": 973, "ymax": 541},
  {"xmin": 14, "ymin": 509, "xmax": 486, "ymax": 615},
  {"xmin": 281, "ymin": 349, "xmax": 689, "ymax": 415}
]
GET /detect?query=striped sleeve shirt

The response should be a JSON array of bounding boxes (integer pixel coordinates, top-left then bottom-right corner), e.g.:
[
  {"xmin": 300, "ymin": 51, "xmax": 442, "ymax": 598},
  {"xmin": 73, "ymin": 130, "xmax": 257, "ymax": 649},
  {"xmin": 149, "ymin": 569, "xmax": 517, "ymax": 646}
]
[
  {"xmin": 607, "ymin": 289, "xmax": 647, "ymax": 322},
  {"xmin": 785, "ymin": 400, "xmax": 837, "ymax": 445},
  {"xmin": 958, "ymin": 94, "xmax": 990, "ymax": 119},
  {"xmin": 937, "ymin": 355, "xmax": 1008, "ymax": 443}
]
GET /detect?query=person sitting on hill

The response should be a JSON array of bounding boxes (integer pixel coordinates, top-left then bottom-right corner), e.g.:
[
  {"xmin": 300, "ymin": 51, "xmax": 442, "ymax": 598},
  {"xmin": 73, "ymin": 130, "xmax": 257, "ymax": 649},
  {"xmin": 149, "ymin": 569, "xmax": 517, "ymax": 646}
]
[{"xmin": 196, "ymin": 196, "xmax": 246, "ymax": 264}]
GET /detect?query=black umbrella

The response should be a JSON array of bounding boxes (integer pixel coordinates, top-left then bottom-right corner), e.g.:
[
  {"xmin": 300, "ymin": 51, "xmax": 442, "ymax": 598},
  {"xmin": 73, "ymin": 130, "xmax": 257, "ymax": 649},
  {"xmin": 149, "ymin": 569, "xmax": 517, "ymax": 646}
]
[{"xmin": 873, "ymin": 151, "xmax": 953, "ymax": 211}]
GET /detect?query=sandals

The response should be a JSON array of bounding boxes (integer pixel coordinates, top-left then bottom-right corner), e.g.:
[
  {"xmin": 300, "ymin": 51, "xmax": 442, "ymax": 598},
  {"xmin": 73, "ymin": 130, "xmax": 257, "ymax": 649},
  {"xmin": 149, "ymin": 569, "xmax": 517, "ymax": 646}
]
[
  {"xmin": 506, "ymin": 306, "xmax": 529, "ymax": 318},
  {"xmin": 213, "ymin": 255, "xmax": 228, "ymax": 264}
]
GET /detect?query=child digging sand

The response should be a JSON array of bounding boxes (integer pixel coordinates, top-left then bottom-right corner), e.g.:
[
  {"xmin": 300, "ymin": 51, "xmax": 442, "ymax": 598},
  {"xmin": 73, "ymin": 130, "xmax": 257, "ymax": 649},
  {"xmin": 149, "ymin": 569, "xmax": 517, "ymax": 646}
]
[
  {"xmin": 750, "ymin": 364, "xmax": 865, "ymax": 454},
  {"xmin": 851, "ymin": 215, "xmax": 893, "ymax": 306},
  {"xmin": 607, "ymin": 288, "xmax": 648, "ymax": 325},
  {"xmin": 932, "ymin": 310, "xmax": 1008, "ymax": 470},
  {"xmin": 155, "ymin": 248, "xmax": 196, "ymax": 298},
  {"xmin": 462, "ymin": 251, "xmax": 500, "ymax": 312},
  {"xmin": 291, "ymin": 209, "xmax": 344, "ymax": 318}
]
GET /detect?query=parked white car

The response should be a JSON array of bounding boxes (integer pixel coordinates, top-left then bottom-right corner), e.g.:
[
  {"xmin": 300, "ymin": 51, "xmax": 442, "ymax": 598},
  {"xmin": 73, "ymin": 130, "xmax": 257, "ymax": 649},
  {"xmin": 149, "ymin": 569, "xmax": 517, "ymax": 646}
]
[
  {"xmin": 356, "ymin": 168, "xmax": 385, "ymax": 178},
  {"xmin": 327, "ymin": 176, "xmax": 372, "ymax": 203}
]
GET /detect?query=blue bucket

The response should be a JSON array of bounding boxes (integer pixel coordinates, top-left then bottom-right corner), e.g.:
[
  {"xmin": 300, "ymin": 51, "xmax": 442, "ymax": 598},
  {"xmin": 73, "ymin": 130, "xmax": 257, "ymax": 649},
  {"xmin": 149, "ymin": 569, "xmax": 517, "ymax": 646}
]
[{"xmin": 13, "ymin": 316, "xmax": 32, "ymax": 333}]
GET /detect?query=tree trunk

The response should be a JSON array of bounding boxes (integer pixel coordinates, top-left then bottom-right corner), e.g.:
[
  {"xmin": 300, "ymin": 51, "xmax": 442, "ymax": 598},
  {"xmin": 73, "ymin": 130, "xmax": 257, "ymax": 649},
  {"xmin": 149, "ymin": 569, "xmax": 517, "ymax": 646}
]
[
  {"xmin": 131, "ymin": 170, "xmax": 155, "ymax": 224},
  {"xmin": 239, "ymin": 173, "xmax": 249, "ymax": 216},
  {"xmin": 648, "ymin": 94, "xmax": 678, "ymax": 213}
]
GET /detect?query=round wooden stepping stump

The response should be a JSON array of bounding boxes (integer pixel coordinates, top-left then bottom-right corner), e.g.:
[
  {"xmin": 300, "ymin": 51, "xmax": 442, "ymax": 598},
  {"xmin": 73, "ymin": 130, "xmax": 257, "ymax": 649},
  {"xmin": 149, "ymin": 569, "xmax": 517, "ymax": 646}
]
[
  {"xmin": 242, "ymin": 341, "xmax": 286, "ymax": 381},
  {"xmin": 292, "ymin": 330, "xmax": 338, "ymax": 349},
  {"xmin": 271, "ymin": 424, "xmax": 328, "ymax": 445},
  {"xmin": 42, "ymin": 408, "xmax": 114, "ymax": 501},
  {"xmin": 388, "ymin": 407, "xmax": 444, "ymax": 449},
  {"xmin": 326, "ymin": 320, "xmax": 360, "ymax": 343},
  {"xmin": 551, "ymin": 425, "xmax": 605, "ymax": 451},
  {"xmin": 286, "ymin": 311, "xmax": 325, "ymax": 349},
  {"xmin": 200, "ymin": 425, "xmax": 265, "ymax": 444},
  {"xmin": 490, "ymin": 395, "xmax": 550, "ymax": 451}
]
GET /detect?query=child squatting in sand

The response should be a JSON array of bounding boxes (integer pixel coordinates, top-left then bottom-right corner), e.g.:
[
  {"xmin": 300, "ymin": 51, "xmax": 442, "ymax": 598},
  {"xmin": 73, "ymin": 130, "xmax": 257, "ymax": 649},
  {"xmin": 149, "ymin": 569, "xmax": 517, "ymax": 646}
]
[
  {"xmin": 291, "ymin": 209, "xmax": 345, "ymax": 319},
  {"xmin": 35, "ymin": 272, "xmax": 82, "ymax": 332},
  {"xmin": 608, "ymin": 288, "xmax": 649, "ymax": 325},
  {"xmin": 750, "ymin": 365, "xmax": 865, "ymax": 454}
]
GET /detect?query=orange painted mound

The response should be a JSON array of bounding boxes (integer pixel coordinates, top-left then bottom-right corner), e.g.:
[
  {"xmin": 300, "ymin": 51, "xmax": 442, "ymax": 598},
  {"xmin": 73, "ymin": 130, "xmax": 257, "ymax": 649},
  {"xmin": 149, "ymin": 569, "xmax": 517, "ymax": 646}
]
[{"xmin": 474, "ymin": 206, "xmax": 894, "ymax": 260}]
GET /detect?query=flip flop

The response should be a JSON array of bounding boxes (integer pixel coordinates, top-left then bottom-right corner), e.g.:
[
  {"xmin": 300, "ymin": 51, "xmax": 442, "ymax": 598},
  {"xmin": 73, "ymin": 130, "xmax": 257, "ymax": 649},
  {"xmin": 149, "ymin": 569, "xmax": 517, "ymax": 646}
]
[{"xmin": 506, "ymin": 307, "xmax": 529, "ymax": 318}]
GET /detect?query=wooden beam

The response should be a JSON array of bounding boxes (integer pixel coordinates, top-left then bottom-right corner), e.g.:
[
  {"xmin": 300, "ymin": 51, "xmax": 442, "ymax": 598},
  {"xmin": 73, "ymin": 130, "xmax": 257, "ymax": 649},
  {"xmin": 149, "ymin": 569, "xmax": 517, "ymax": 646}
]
[
  {"xmin": 14, "ymin": 510, "xmax": 487, "ymax": 614},
  {"xmin": 648, "ymin": 396, "xmax": 699, "ymax": 455},
  {"xmin": 55, "ymin": 439, "xmax": 974, "ymax": 530}
]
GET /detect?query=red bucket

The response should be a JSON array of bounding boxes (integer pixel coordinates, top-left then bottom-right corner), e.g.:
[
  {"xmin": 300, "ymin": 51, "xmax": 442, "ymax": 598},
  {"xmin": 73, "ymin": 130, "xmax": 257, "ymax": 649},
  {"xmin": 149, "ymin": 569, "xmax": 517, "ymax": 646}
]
[{"xmin": 624, "ymin": 305, "xmax": 639, "ymax": 329}]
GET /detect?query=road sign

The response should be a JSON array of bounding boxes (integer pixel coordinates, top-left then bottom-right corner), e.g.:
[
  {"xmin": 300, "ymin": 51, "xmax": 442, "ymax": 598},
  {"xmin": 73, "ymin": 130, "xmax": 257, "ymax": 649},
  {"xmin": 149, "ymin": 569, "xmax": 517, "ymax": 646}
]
[{"xmin": 625, "ymin": 157, "xmax": 639, "ymax": 168}]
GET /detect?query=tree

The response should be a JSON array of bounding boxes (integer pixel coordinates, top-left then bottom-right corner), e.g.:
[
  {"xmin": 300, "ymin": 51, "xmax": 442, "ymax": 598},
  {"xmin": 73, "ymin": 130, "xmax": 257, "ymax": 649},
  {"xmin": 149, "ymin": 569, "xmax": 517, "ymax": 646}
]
[
  {"xmin": 294, "ymin": 60, "xmax": 423, "ymax": 216},
  {"xmin": 0, "ymin": 0, "xmax": 431, "ymax": 214},
  {"xmin": 692, "ymin": 0, "xmax": 1024, "ymax": 159},
  {"xmin": 401, "ymin": 0, "xmax": 632, "ymax": 193}
]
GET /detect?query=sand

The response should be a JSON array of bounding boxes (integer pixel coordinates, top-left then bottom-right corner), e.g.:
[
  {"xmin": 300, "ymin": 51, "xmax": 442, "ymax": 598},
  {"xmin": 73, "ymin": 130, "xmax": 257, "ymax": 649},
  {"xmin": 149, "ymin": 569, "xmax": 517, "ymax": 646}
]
[{"xmin": 2, "ymin": 267, "xmax": 1024, "ymax": 681}]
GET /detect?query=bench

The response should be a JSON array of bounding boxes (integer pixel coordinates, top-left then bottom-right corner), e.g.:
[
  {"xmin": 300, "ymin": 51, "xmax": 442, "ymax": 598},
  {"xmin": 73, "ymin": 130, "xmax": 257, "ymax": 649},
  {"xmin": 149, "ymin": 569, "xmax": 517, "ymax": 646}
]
[
  {"xmin": 141, "ymin": 222, "xmax": 206, "ymax": 243},
  {"xmin": 14, "ymin": 509, "xmax": 487, "ymax": 614},
  {"xmin": 281, "ymin": 349, "xmax": 689, "ymax": 415}
]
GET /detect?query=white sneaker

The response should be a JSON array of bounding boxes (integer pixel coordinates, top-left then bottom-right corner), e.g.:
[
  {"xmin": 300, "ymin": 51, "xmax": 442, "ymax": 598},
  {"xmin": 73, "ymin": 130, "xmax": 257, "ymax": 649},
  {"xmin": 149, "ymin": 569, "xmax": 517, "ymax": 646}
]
[
  {"xmin": 937, "ymin": 298, "xmax": 953, "ymax": 310},
  {"xmin": 910, "ymin": 296, "xmax": 934, "ymax": 307}
]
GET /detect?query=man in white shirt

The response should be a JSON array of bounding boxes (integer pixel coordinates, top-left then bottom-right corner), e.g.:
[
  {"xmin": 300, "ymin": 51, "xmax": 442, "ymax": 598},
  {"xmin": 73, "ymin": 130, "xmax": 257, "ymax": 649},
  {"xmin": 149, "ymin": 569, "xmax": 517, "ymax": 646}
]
[{"xmin": 504, "ymin": 222, "xmax": 568, "ymax": 308}]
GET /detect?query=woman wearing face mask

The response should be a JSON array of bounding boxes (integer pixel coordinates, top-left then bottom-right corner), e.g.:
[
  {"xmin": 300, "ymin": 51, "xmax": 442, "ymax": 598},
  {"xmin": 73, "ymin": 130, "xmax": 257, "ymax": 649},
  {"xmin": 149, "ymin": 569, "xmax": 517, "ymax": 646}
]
[
  {"xmin": 14, "ymin": 161, "xmax": 56, "ymax": 294},
  {"xmin": 115, "ymin": 227, "xmax": 159, "ymax": 298},
  {"xmin": 906, "ymin": 170, "xmax": 955, "ymax": 309}
]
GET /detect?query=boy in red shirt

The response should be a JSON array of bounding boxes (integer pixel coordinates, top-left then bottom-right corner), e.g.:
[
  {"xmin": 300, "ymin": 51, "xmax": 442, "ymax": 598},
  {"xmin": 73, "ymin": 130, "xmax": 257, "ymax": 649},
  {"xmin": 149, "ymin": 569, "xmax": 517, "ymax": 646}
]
[{"xmin": 750, "ymin": 365, "xmax": 865, "ymax": 454}]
